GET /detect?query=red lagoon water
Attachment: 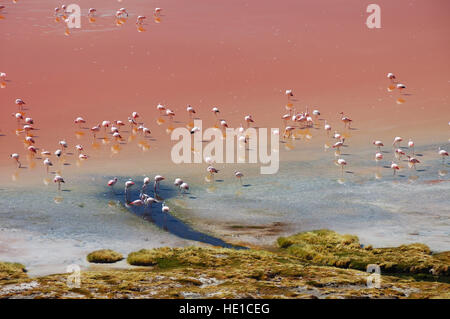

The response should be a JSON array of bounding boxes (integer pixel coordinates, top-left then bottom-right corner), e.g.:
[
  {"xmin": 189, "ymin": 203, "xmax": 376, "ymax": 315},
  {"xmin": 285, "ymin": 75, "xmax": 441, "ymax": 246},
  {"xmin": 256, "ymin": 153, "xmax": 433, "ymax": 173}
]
[{"xmin": 0, "ymin": 0, "xmax": 449, "ymax": 178}]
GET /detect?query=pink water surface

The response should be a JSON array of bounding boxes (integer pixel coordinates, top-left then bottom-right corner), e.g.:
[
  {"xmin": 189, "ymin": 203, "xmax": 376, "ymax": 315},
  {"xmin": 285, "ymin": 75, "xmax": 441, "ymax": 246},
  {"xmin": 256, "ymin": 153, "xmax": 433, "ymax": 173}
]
[{"xmin": 1, "ymin": 0, "xmax": 449, "ymax": 181}]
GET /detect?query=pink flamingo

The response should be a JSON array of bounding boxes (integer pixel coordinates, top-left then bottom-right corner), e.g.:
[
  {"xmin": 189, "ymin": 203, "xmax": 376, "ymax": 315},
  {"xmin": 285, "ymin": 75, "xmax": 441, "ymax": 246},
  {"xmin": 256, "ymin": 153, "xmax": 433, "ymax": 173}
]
[
  {"xmin": 54, "ymin": 175, "xmax": 65, "ymax": 190},
  {"xmin": 336, "ymin": 158, "xmax": 347, "ymax": 175},
  {"xmin": 125, "ymin": 180, "xmax": 135, "ymax": 201},
  {"xmin": 154, "ymin": 175, "xmax": 165, "ymax": 192},
  {"xmin": 10, "ymin": 153, "xmax": 21, "ymax": 168},
  {"xmin": 391, "ymin": 162, "xmax": 400, "ymax": 175},
  {"xmin": 406, "ymin": 156, "xmax": 420, "ymax": 170},
  {"xmin": 373, "ymin": 140, "xmax": 384, "ymax": 151}
]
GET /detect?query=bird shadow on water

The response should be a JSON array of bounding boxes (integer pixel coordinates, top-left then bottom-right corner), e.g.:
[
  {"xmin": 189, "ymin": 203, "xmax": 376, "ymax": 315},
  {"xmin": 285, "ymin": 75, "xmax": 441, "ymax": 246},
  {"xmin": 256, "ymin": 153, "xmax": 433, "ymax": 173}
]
[{"xmin": 101, "ymin": 183, "xmax": 246, "ymax": 249}]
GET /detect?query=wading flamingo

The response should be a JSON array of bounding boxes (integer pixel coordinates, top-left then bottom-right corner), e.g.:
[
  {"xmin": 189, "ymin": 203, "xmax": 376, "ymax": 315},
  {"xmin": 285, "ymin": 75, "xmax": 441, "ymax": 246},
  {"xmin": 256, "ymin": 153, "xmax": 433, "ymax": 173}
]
[
  {"xmin": 336, "ymin": 158, "xmax": 347, "ymax": 175},
  {"xmin": 438, "ymin": 147, "xmax": 449, "ymax": 162},
  {"xmin": 10, "ymin": 153, "xmax": 21, "ymax": 168},
  {"xmin": 154, "ymin": 175, "xmax": 165, "ymax": 192},
  {"xmin": 408, "ymin": 139, "xmax": 415, "ymax": 155},
  {"xmin": 373, "ymin": 140, "xmax": 384, "ymax": 151},
  {"xmin": 174, "ymin": 178, "xmax": 183, "ymax": 187},
  {"xmin": 391, "ymin": 162, "xmax": 400, "ymax": 175},
  {"xmin": 74, "ymin": 117, "xmax": 86, "ymax": 127},
  {"xmin": 234, "ymin": 171, "xmax": 244, "ymax": 185},
  {"xmin": 186, "ymin": 105, "xmax": 196, "ymax": 118},
  {"xmin": 125, "ymin": 180, "xmax": 135, "ymax": 201},
  {"xmin": 392, "ymin": 136, "xmax": 403, "ymax": 148},
  {"xmin": 108, "ymin": 177, "xmax": 118, "ymax": 189},
  {"xmin": 54, "ymin": 175, "xmax": 65, "ymax": 190},
  {"xmin": 406, "ymin": 156, "xmax": 420, "ymax": 170},
  {"xmin": 43, "ymin": 158, "xmax": 53, "ymax": 173},
  {"xmin": 15, "ymin": 98, "xmax": 26, "ymax": 110},
  {"xmin": 142, "ymin": 177, "xmax": 151, "ymax": 193},
  {"xmin": 180, "ymin": 182, "xmax": 189, "ymax": 193}
]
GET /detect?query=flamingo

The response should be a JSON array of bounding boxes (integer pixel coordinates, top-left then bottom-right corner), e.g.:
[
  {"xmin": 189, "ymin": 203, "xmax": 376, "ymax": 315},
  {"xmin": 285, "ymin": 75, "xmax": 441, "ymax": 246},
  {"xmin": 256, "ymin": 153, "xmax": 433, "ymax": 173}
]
[
  {"xmin": 234, "ymin": 171, "xmax": 244, "ymax": 185},
  {"xmin": 392, "ymin": 136, "xmax": 403, "ymax": 148},
  {"xmin": 391, "ymin": 162, "xmax": 400, "ymax": 175},
  {"xmin": 406, "ymin": 156, "xmax": 420, "ymax": 170},
  {"xmin": 112, "ymin": 132, "xmax": 122, "ymax": 140},
  {"xmin": 27, "ymin": 145, "xmax": 37, "ymax": 156},
  {"xmin": 375, "ymin": 152, "xmax": 383, "ymax": 162},
  {"xmin": 111, "ymin": 126, "xmax": 119, "ymax": 134},
  {"xmin": 144, "ymin": 196, "xmax": 158, "ymax": 209},
  {"xmin": 10, "ymin": 153, "xmax": 21, "ymax": 168},
  {"xmin": 190, "ymin": 126, "xmax": 200, "ymax": 134},
  {"xmin": 283, "ymin": 126, "xmax": 295, "ymax": 139},
  {"xmin": 54, "ymin": 175, "xmax": 65, "ymax": 190},
  {"xmin": 332, "ymin": 141, "xmax": 344, "ymax": 150},
  {"xmin": 75, "ymin": 144, "xmax": 83, "ymax": 154},
  {"xmin": 212, "ymin": 107, "xmax": 220, "ymax": 117},
  {"xmin": 23, "ymin": 125, "xmax": 35, "ymax": 136},
  {"xmin": 143, "ymin": 127, "xmax": 151, "ymax": 136},
  {"xmin": 116, "ymin": 7, "xmax": 128, "ymax": 18},
  {"xmin": 154, "ymin": 8, "xmax": 162, "ymax": 16},
  {"xmin": 396, "ymin": 83, "xmax": 406, "ymax": 91},
  {"xmin": 157, "ymin": 104, "xmax": 166, "ymax": 114},
  {"xmin": 115, "ymin": 120, "xmax": 125, "ymax": 127},
  {"xmin": 180, "ymin": 182, "xmax": 189, "ymax": 193},
  {"xmin": 220, "ymin": 120, "xmax": 228, "ymax": 130},
  {"xmin": 174, "ymin": 178, "xmax": 183, "ymax": 191},
  {"xmin": 91, "ymin": 124, "xmax": 101, "ymax": 138},
  {"xmin": 395, "ymin": 148, "xmax": 406, "ymax": 160},
  {"xmin": 438, "ymin": 147, "xmax": 449, "ymax": 162},
  {"xmin": 0, "ymin": 72, "xmax": 6, "ymax": 81},
  {"xmin": 25, "ymin": 117, "xmax": 34, "ymax": 125},
  {"xmin": 130, "ymin": 199, "xmax": 144, "ymax": 206},
  {"xmin": 13, "ymin": 112, "xmax": 23, "ymax": 124},
  {"xmin": 59, "ymin": 140, "xmax": 68, "ymax": 153},
  {"xmin": 15, "ymin": 98, "xmax": 26, "ymax": 110},
  {"xmin": 128, "ymin": 117, "xmax": 137, "ymax": 128},
  {"xmin": 136, "ymin": 16, "xmax": 146, "ymax": 24},
  {"xmin": 373, "ymin": 140, "xmax": 384, "ymax": 151},
  {"xmin": 324, "ymin": 121, "xmax": 331, "ymax": 136},
  {"xmin": 312, "ymin": 109, "xmax": 320, "ymax": 118},
  {"xmin": 339, "ymin": 112, "xmax": 352, "ymax": 128},
  {"xmin": 408, "ymin": 139, "xmax": 415, "ymax": 155},
  {"xmin": 79, "ymin": 154, "xmax": 88, "ymax": 160},
  {"xmin": 125, "ymin": 180, "xmax": 135, "ymax": 201},
  {"xmin": 166, "ymin": 109, "xmax": 175, "ymax": 120},
  {"xmin": 186, "ymin": 105, "xmax": 196, "ymax": 117},
  {"xmin": 88, "ymin": 8, "xmax": 97, "ymax": 16},
  {"xmin": 55, "ymin": 149, "xmax": 62, "ymax": 158},
  {"xmin": 285, "ymin": 89, "xmax": 293, "ymax": 101},
  {"xmin": 74, "ymin": 117, "xmax": 86, "ymax": 127},
  {"xmin": 25, "ymin": 136, "xmax": 35, "ymax": 145},
  {"xmin": 387, "ymin": 73, "xmax": 396, "ymax": 82},
  {"xmin": 41, "ymin": 150, "xmax": 51, "ymax": 156},
  {"xmin": 43, "ymin": 158, "xmax": 53, "ymax": 173},
  {"xmin": 207, "ymin": 166, "xmax": 219, "ymax": 178},
  {"xmin": 162, "ymin": 202, "xmax": 170, "ymax": 213},
  {"xmin": 108, "ymin": 177, "xmax": 118, "ymax": 188},
  {"xmin": 101, "ymin": 120, "xmax": 111, "ymax": 132},
  {"xmin": 154, "ymin": 175, "xmax": 165, "ymax": 192},
  {"xmin": 132, "ymin": 112, "xmax": 139, "ymax": 120},
  {"xmin": 336, "ymin": 158, "xmax": 347, "ymax": 175},
  {"xmin": 142, "ymin": 177, "xmax": 151, "ymax": 193},
  {"xmin": 244, "ymin": 115, "xmax": 254, "ymax": 128}
]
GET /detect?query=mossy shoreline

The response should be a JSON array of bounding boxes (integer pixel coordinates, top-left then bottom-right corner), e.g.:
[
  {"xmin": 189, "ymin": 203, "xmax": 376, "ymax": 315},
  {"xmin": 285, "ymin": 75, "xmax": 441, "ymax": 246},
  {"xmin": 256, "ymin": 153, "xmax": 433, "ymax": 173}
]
[{"xmin": 1, "ymin": 230, "xmax": 449, "ymax": 299}]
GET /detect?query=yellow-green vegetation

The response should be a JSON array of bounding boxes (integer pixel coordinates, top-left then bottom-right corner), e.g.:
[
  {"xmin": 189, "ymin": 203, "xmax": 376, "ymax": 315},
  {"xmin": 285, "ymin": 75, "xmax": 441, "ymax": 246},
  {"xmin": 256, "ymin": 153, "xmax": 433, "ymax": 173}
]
[
  {"xmin": 87, "ymin": 250, "xmax": 123, "ymax": 264},
  {"xmin": 0, "ymin": 262, "xmax": 27, "ymax": 282},
  {"xmin": 277, "ymin": 229, "xmax": 449, "ymax": 276},
  {"xmin": 0, "ymin": 230, "xmax": 448, "ymax": 299}
]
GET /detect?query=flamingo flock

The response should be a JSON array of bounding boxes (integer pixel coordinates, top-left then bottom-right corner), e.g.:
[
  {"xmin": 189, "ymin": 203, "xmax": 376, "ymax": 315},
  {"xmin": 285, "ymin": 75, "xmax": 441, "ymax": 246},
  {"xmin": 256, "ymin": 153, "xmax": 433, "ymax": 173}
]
[{"xmin": 50, "ymin": 4, "xmax": 164, "ymax": 34}]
